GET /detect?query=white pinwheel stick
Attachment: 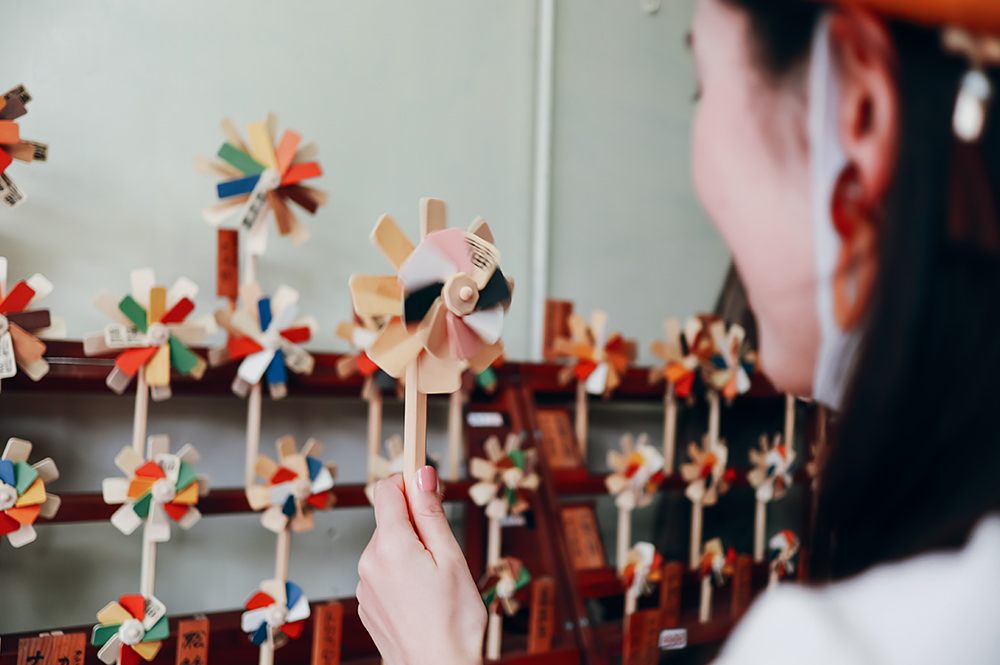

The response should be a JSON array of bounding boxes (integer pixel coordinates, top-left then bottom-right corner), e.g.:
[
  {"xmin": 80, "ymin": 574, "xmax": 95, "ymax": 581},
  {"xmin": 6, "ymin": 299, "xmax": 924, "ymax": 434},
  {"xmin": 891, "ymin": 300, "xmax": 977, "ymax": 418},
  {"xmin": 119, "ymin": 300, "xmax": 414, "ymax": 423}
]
[{"xmin": 447, "ymin": 385, "xmax": 467, "ymax": 482}]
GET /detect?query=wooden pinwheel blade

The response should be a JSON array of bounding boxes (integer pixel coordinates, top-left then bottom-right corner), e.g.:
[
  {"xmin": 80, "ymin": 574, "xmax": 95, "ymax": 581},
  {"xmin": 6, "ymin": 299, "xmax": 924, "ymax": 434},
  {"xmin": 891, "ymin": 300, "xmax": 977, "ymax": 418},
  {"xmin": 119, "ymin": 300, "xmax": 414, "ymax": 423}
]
[
  {"xmin": 416, "ymin": 351, "xmax": 461, "ymax": 394},
  {"xmin": 367, "ymin": 318, "xmax": 423, "ymax": 378},
  {"xmin": 274, "ymin": 129, "xmax": 302, "ymax": 175},
  {"xmin": 349, "ymin": 274, "xmax": 403, "ymax": 318},
  {"xmin": 468, "ymin": 217, "xmax": 495, "ymax": 244},
  {"xmin": 420, "ymin": 197, "xmax": 447, "ymax": 238},
  {"xmin": 372, "ymin": 214, "xmax": 416, "ymax": 270},
  {"xmin": 246, "ymin": 121, "xmax": 278, "ymax": 171}
]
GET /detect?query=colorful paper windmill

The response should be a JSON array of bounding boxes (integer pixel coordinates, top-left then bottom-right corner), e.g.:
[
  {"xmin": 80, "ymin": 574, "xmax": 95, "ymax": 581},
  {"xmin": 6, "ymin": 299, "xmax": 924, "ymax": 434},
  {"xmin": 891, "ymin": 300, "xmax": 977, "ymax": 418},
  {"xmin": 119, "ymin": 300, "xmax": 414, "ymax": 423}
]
[
  {"xmin": 212, "ymin": 284, "xmax": 317, "ymax": 400},
  {"xmin": 680, "ymin": 436, "xmax": 733, "ymax": 506},
  {"xmin": 649, "ymin": 318, "xmax": 700, "ymax": 399},
  {"xmin": 480, "ymin": 557, "xmax": 531, "ymax": 616},
  {"xmin": 702, "ymin": 320, "xmax": 757, "ymax": 401},
  {"xmin": 699, "ymin": 538, "xmax": 736, "ymax": 586},
  {"xmin": 621, "ymin": 542, "xmax": 663, "ymax": 596},
  {"xmin": 84, "ymin": 269, "xmax": 212, "ymax": 401},
  {"xmin": 197, "ymin": 114, "xmax": 327, "ymax": 255},
  {"xmin": 0, "ymin": 259, "xmax": 59, "ymax": 389},
  {"xmin": 553, "ymin": 310, "xmax": 633, "ymax": 397},
  {"xmin": 769, "ymin": 530, "xmax": 800, "ymax": 580},
  {"xmin": 91, "ymin": 594, "xmax": 169, "ymax": 665},
  {"xmin": 242, "ymin": 579, "xmax": 311, "ymax": 647},
  {"xmin": 348, "ymin": 201, "xmax": 512, "ymax": 395},
  {"xmin": 469, "ymin": 434, "xmax": 539, "ymax": 520},
  {"xmin": 365, "ymin": 435, "xmax": 404, "ymax": 505},
  {"xmin": 0, "ymin": 437, "xmax": 59, "ymax": 547},
  {"xmin": 246, "ymin": 436, "xmax": 336, "ymax": 533},
  {"xmin": 748, "ymin": 433, "xmax": 796, "ymax": 503},
  {"xmin": 0, "ymin": 84, "xmax": 47, "ymax": 209},
  {"xmin": 605, "ymin": 433, "xmax": 665, "ymax": 510},
  {"xmin": 103, "ymin": 435, "xmax": 207, "ymax": 543}
]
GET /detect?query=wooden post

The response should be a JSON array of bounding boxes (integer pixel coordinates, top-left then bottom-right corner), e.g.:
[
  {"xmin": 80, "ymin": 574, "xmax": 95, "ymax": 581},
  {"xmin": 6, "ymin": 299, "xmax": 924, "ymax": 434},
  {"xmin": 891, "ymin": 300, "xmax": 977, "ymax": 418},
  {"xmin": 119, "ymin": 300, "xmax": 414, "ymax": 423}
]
[
  {"xmin": 753, "ymin": 500, "xmax": 766, "ymax": 563},
  {"xmin": 485, "ymin": 516, "xmax": 502, "ymax": 660},
  {"xmin": 784, "ymin": 393, "xmax": 795, "ymax": 456},
  {"xmin": 698, "ymin": 576, "xmax": 712, "ymax": 623},
  {"xmin": 575, "ymin": 381, "xmax": 588, "ymax": 459},
  {"xmin": 403, "ymin": 362, "xmax": 428, "ymax": 488},
  {"xmin": 132, "ymin": 367, "xmax": 148, "ymax": 454},
  {"xmin": 663, "ymin": 382, "xmax": 677, "ymax": 474},
  {"xmin": 527, "ymin": 578, "xmax": 556, "ymax": 654},
  {"xmin": 447, "ymin": 389, "xmax": 465, "ymax": 482},
  {"xmin": 731, "ymin": 554, "xmax": 752, "ymax": 618},
  {"xmin": 659, "ymin": 561, "xmax": 683, "ymax": 629},
  {"xmin": 366, "ymin": 378, "xmax": 383, "ymax": 484}
]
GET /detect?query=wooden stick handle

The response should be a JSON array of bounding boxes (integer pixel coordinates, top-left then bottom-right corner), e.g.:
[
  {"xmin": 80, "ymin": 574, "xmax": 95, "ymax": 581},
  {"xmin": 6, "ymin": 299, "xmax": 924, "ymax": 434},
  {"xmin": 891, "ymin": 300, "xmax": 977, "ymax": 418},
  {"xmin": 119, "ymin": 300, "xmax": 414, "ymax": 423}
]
[
  {"xmin": 140, "ymin": 537, "xmax": 156, "ymax": 598},
  {"xmin": 663, "ymin": 382, "xmax": 677, "ymax": 475},
  {"xmin": 624, "ymin": 588, "xmax": 638, "ymax": 618},
  {"xmin": 132, "ymin": 367, "xmax": 148, "ymax": 455},
  {"xmin": 486, "ymin": 612, "xmax": 502, "ymax": 661},
  {"xmin": 447, "ymin": 390, "xmax": 464, "ymax": 482},
  {"xmin": 246, "ymin": 382, "xmax": 262, "ymax": 488},
  {"xmin": 275, "ymin": 526, "xmax": 291, "ymax": 583},
  {"xmin": 403, "ymin": 362, "xmax": 428, "ymax": 489},
  {"xmin": 784, "ymin": 393, "xmax": 795, "ymax": 455},
  {"xmin": 616, "ymin": 506, "xmax": 631, "ymax": 575},
  {"xmin": 706, "ymin": 390, "xmax": 720, "ymax": 451},
  {"xmin": 575, "ymin": 381, "xmax": 588, "ymax": 460},
  {"xmin": 753, "ymin": 500, "xmax": 766, "ymax": 563},
  {"xmin": 366, "ymin": 380, "xmax": 383, "ymax": 484},
  {"xmin": 698, "ymin": 576, "xmax": 712, "ymax": 623},
  {"xmin": 689, "ymin": 501, "xmax": 703, "ymax": 569}
]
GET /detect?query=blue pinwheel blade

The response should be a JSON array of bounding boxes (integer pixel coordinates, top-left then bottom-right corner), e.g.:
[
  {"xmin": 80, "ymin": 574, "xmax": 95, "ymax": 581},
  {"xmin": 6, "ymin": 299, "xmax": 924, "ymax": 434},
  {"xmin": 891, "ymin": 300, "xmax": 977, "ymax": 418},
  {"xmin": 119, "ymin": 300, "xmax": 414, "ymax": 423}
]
[
  {"xmin": 282, "ymin": 494, "xmax": 297, "ymax": 518},
  {"xmin": 0, "ymin": 460, "xmax": 14, "ymax": 487},
  {"xmin": 258, "ymin": 297, "xmax": 273, "ymax": 331},
  {"xmin": 306, "ymin": 456, "xmax": 322, "ymax": 482},
  {"xmin": 266, "ymin": 348, "xmax": 287, "ymax": 387},
  {"xmin": 285, "ymin": 581, "xmax": 304, "ymax": 610}
]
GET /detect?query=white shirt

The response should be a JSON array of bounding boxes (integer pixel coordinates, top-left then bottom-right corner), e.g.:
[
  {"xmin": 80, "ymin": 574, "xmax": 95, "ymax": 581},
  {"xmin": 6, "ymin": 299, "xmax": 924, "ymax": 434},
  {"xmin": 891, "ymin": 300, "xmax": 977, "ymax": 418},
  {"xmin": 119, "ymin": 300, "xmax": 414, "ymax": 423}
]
[{"xmin": 716, "ymin": 517, "xmax": 1000, "ymax": 664}]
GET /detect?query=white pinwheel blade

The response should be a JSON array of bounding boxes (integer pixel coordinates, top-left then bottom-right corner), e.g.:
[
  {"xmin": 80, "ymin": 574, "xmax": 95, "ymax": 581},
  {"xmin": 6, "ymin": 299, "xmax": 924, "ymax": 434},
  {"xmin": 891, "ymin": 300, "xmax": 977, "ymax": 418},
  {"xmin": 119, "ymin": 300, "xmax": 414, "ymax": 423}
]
[
  {"xmin": 25, "ymin": 274, "xmax": 53, "ymax": 308},
  {"xmin": 0, "ymin": 257, "xmax": 6, "ymax": 296},
  {"xmin": 585, "ymin": 362, "xmax": 609, "ymax": 395},
  {"xmin": 286, "ymin": 594, "xmax": 311, "ymax": 622},
  {"xmin": 238, "ymin": 349, "xmax": 277, "ymax": 385},
  {"xmin": 271, "ymin": 286, "xmax": 299, "ymax": 320},
  {"xmin": 398, "ymin": 242, "xmax": 457, "ymax": 292},
  {"xmin": 94, "ymin": 290, "xmax": 132, "ymax": 327},
  {"xmin": 270, "ymin": 482, "xmax": 294, "ymax": 507},
  {"xmin": 462, "ymin": 306, "xmax": 504, "ymax": 345},
  {"xmin": 353, "ymin": 327, "xmax": 378, "ymax": 350},
  {"xmin": 7, "ymin": 524, "xmax": 36, "ymax": 548},
  {"xmin": 270, "ymin": 301, "xmax": 299, "ymax": 334},
  {"xmin": 591, "ymin": 311, "xmax": 609, "ymax": 350},
  {"xmin": 310, "ymin": 466, "xmax": 335, "ymax": 494},
  {"xmin": 241, "ymin": 607, "xmax": 269, "ymax": 633},
  {"xmin": 146, "ymin": 502, "xmax": 171, "ymax": 542},
  {"xmin": 130, "ymin": 268, "xmax": 155, "ymax": 307},
  {"xmin": 168, "ymin": 276, "xmax": 199, "ymax": 308},
  {"xmin": 230, "ymin": 309, "xmax": 265, "ymax": 341}
]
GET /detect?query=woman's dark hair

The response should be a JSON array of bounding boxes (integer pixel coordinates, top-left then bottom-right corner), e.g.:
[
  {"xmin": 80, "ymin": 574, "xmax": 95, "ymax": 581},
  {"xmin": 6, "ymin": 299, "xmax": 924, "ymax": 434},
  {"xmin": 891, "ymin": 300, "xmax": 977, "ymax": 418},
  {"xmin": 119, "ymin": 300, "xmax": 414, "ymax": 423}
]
[{"xmin": 722, "ymin": 0, "xmax": 1000, "ymax": 580}]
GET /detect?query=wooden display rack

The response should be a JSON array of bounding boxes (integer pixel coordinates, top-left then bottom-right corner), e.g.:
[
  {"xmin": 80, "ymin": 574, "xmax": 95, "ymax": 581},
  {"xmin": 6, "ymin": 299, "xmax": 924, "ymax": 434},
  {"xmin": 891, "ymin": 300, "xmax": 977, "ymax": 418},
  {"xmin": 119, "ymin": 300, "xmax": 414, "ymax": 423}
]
[{"xmin": 0, "ymin": 342, "xmax": 821, "ymax": 665}]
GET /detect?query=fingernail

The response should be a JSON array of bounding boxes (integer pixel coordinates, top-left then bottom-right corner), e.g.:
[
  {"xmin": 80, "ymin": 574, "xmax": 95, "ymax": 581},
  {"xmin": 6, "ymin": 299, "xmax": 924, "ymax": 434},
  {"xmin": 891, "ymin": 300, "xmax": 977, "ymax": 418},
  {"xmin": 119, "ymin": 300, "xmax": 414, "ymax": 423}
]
[{"xmin": 416, "ymin": 465, "xmax": 438, "ymax": 493}]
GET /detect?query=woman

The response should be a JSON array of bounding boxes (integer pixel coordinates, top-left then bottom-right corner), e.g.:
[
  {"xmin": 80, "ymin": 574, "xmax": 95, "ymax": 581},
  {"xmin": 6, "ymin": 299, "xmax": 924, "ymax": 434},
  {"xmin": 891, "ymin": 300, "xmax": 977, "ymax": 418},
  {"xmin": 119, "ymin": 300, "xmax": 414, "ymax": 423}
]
[{"xmin": 357, "ymin": 1, "xmax": 1000, "ymax": 663}]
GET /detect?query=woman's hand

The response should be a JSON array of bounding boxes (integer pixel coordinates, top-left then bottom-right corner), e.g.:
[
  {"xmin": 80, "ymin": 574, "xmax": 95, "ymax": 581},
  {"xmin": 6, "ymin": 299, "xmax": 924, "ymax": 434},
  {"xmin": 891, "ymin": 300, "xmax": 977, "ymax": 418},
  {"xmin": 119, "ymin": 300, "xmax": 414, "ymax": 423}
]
[{"xmin": 357, "ymin": 466, "xmax": 487, "ymax": 665}]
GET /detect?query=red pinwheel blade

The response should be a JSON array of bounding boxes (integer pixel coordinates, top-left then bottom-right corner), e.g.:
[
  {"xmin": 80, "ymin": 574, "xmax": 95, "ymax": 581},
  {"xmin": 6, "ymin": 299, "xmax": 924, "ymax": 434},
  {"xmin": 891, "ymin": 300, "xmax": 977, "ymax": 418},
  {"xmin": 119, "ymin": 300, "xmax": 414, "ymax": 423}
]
[
  {"xmin": 0, "ymin": 281, "xmax": 34, "ymax": 314},
  {"xmin": 280, "ymin": 326, "xmax": 311, "ymax": 344},
  {"xmin": 159, "ymin": 297, "xmax": 194, "ymax": 324},
  {"xmin": 246, "ymin": 591, "xmax": 275, "ymax": 611},
  {"xmin": 119, "ymin": 594, "xmax": 145, "ymax": 621},
  {"xmin": 116, "ymin": 347, "xmax": 159, "ymax": 377}
]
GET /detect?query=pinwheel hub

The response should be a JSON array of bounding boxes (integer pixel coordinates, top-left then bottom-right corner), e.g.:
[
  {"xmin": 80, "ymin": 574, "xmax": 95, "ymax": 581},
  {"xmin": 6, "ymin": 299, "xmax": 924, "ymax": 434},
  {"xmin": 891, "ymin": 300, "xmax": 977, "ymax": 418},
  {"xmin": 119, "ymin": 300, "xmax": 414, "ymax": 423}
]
[
  {"xmin": 151, "ymin": 478, "xmax": 176, "ymax": 503},
  {"xmin": 443, "ymin": 273, "xmax": 478, "ymax": 316},
  {"xmin": 266, "ymin": 603, "xmax": 288, "ymax": 627},
  {"xmin": 147, "ymin": 322, "xmax": 169, "ymax": 347},
  {"xmin": 0, "ymin": 314, "xmax": 8, "ymax": 336},
  {"xmin": 291, "ymin": 478, "xmax": 312, "ymax": 500},
  {"xmin": 118, "ymin": 619, "xmax": 146, "ymax": 645},
  {"xmin": 259, "ymin": 168, "xmax": 281, "ymax": 192},
  {"xmin": 0, "ymin": 483, "xmax": 17, "ymax": 510},
  {"xmin": 262, "ymin": 327, "xmax": 282, "ymax": 350},
  {"xmin": 496, "ymin": 576, "xmax": 516, "ymax": 599}
]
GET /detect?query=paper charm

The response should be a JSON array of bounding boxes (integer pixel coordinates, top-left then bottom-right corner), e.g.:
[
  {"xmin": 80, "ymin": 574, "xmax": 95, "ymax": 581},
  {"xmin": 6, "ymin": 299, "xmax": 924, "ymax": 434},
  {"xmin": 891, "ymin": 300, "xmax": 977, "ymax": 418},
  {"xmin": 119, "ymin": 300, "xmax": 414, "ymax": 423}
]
[
  {"xmin": 0, "ymin": 437, "xmax": 59, "ymax": 547},
  {"xmin": 242, "ymin": 579, "xmax": 311, "ymax": 647},
  {"xmin": 364, "ymin": 435, "xmax": 404, "ymax": 505},
  {"xmin": 702, "ymin": 320, "xmax": 757, "ymax": 402},
  {"xmin": 621, "ymin": 542, "xmax": 663, "ymax": 597},
  {"xmin": 680, "ymin": 436, "xmax": 733, "ymax": 506},
  {"xmin": 553, "ymin": 310, "xmax": 633, "ymax": 397},
  {"xmin": 84, "ymin": 269, "xmax": 213, "ymax": 401},
  {"xmin": 349, "ymin": 202, "xmax": 512, "ymax": 395},
  {"xmin": 246, "ymin": 436, "xmax": 336, "ymax": 533},
  {"xmin": 649, "ymin": 318, "xmax": 701, "ymax": 399},
  {"xmin": 0, "ymin": 84, "xmax": 47, "ymax": 209},
  {"xmin": 769, "ymin": 530, "xmax": 800, "ymax": 581},
  {"xmin": 748, "ymin": 433, "xmax": 796, "ymax": 503},
  {"xmin": 699, "ymin": 538, "xmax": 736, "ymax": 587},
  {"xmin": 212, "ymin": 284, "xmax": 317, "ymax": 400},
  {"xmin": 469, "ymin": 434, "xmax": 540, "ymax": 520},
  {"xmin": 605, "ymin": 433, "xmax": 665, "ymax": 510},
  {"xmin": 335, "ymin": 315, "xmax": 400, "ymax": 396},
  {"xmin": 91, "ymin": 594, "xmax": 169, "ymax": 665},
  {"xmin": 0, "ymin": 259, "xmax": 61, "ymax": 389},
  {"xmin": 197, "ymin": 114, "xmax": 327, "ymax": 255},
  {"xmin": 103, "ymin": 435, "xmax": 208, "ymax": 543},
  {"xmin": 480, "ymin": 557, "xmax": 531, "ymax": 616}
]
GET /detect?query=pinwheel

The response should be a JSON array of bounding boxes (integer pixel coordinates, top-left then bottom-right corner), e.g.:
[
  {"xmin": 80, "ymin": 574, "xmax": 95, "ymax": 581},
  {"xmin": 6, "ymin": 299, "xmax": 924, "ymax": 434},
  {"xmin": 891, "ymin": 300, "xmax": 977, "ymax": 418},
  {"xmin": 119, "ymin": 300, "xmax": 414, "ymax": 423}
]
[
  {"xmin": 103, "ymin": 435, "xmax": 207, "ymax": 543},
  {"xmin": 0, "ymin": 84, "xmax": 47, "ymax": 209},
  {"xmin": 551, "ymin": 310, "xmax": 633, "ymax": 456},
  {"xmin": 197, "ymin": 114, "xmax": 327, "ymax": 259},
  {"xmin": 364, "ymin": 435, "xmax": 404, "ymax": 505},
  {"xmin": 91, "ymin": 594, "xmax": 169, "ymax": 665},
  {"xmin": 0, "ymin": 259, "xmax": 61, "ymax": 391},
  {"xmin": 681, "ymin": 435, "xmax": 733, "ymax": 568},
  {"xmin": 697, "ymin": 538, "xmax": 736, "ymax": 623},
  {"xmin": 0, "ymin": 437, "xmax": 59, "ymax": 547},
  {"xmin": 211, "ymin": 284, "xmax": 317, "ymax": 400},
  {"xmin": 748, "ymin": 433, "xmax": 795, "ymax": 503},
  {"xmin": 242, "ymin": 580, "xmax": 311, "ymax": 648},
  {"xmin": 703, "ymin": 320, "xmax": 757, "ymax": 403},
  {"xmin": 246, "ymin": 436, "xmax": 336, "ymax": 534},
  {"xmin": 84, "ymin": 269, "xmax": 213, "ymax": 401},
  {"xmin": 348, "ymin": 198, "xmax": 512, "ymax": 484},
  {"xmin": 649, "ymin": 317, "xmax": 702, "ymax": 472},
  {"xmin": 605, "ymin": 433, "xmax": 664, "ymax": 579},
  {"xmin": 768, "ymin": 530, "xmax": 800, "ymax": 585},
  {"xmin": 469, "ymin": 434, "xmax": 539, "ymax": 520},
  {"xmin": 480, "ymin": 556, "xmax": 531, "ymax": 659},
  {"xmin": 621, "ymin": 541, "xmax": 663, "ymax": 619}
]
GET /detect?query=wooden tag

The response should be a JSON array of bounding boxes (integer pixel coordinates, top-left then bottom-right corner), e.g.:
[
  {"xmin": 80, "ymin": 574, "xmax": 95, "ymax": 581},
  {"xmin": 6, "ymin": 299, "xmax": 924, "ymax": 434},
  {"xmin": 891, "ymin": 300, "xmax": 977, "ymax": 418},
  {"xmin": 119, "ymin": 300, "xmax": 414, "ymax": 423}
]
[
  {"xmin": 0, "ymin": 331, "xmax": 16, "ymax": 378},
  {"xmin": 623, "ymin": 610, "xmax": 659, "ymax": 665},
  {"xmin": 560, "ymin": 505, "xmax": 606, "ymax": 570},
  {"xmin": 537, "ymin": 410, "xmax": 581, "ymax": 468},
  {"xmin": 658, "ymin": 561, "xmax": 683, "ymax": 629},
  {"xmin": 311, "ymin": 601, "xmax": 343, "ymax": 665},
  {"xmin": 527, "ymin": 577, "xmax": 556, "ymax": 653},
  {"xmin": 543, "ymin": 299, "xmax": 573, "ymax": 361},
  {"xmin": 0, "ymin": 172, "xmax": 25, "ymax": 208},
  {"xmin": 217, "ymin": 229, "xmax": 238, "ymax": 300},
  {"xmin": 17, "ymin": 632, "xmax": 86, "ymax": 665},
  {"xmin": 730, "ymin": 554, "xmax": 753, "ymax": 618},
  {"xmin": 176, "ymin": 618, "xmax": 209, "ymax": 665}
]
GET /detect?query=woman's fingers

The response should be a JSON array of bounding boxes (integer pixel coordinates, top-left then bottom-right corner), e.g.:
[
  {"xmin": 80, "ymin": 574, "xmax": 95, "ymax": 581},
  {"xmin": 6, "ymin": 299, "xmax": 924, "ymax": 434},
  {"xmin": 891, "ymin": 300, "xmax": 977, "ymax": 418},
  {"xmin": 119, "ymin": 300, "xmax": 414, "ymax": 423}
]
[
  {"xmin": 372, "ymin": 475, "xmax": 410, "ymax": 531},
  {"xmin": 406, "ymin": 466, "xmax": 463, "ymax": 562}
]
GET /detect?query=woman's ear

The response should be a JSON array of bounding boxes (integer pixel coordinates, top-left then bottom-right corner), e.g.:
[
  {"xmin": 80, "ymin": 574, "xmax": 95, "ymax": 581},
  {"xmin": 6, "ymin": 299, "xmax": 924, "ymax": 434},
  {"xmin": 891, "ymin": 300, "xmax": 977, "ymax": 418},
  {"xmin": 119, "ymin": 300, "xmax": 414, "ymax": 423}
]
[{"xmin": 829, "ymin": 8, "xmax": 900, "ymax": 209}]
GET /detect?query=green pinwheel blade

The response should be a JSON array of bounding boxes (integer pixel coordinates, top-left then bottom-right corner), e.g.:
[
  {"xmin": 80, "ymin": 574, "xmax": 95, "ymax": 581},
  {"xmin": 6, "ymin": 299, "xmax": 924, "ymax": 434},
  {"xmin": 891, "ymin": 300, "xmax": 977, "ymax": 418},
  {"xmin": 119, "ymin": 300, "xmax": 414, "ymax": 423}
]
[
  {"xmin": 481, "ymin": 587, "xmax": 497, "ymax": 609},
  {"xmin": 118, "ymin": 295, "xmax": 149, "ymax": 333},
  {"xmin": 133, "ymin": 492, "xmax": 153, "ymax": 519},
  {"xmin": 507, "ymin": 449, "xmax": 526, "ymax": 471},
  {"xmin": 167, "ymin": 335, "xmax": 201, "ymax": 375},
  {"xmin": 175, "ymin": 460, "xmax": 196, "ymax": 491},
  {"xmin": 144, "ymin": 616, "xmax": 170, "ymax": 641},
  {"xmin": 92, "ymin": 624, "xmax": 120, "ymax": 646},
  {"xmin": 514, "ymin": 565, "xmax": 532, "ymax": 590},
  {"xmin": 13, "ymin": 460, "xmax": 38, "ymax": 494}
]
